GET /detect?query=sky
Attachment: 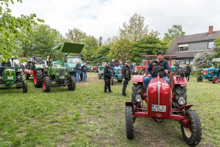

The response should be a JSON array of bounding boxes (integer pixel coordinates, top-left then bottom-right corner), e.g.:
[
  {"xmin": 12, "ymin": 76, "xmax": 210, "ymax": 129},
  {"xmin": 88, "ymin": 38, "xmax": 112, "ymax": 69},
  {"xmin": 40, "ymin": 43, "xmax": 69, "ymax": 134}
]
[{"xmin": 9, "ymin": 0, "xmax": 220, "ymax": 41}]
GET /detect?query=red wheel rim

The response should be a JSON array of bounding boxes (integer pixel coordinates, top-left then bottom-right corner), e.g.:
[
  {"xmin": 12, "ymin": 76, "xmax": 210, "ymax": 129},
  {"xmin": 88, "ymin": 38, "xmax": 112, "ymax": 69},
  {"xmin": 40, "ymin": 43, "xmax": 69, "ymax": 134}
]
[
  {"xmin": 33, "ymin": 71, "xmax": 37, "ymax": 84},
  {"xmin": 43, "ymin": 80, "xmax": 45, "ymax": 90},
  {"xmin": 215, "ymin": 78, "xmax": 218, "ymax": 83},
  {"xmin": 68, "ymin": 79, "xmax": 71, "ymax": 88}
]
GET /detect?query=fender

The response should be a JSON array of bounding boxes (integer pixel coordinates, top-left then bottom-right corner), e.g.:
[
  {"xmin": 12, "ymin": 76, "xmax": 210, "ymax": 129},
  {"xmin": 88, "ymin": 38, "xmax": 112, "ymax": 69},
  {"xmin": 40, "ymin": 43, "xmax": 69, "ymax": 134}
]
[
  {"xmin": 173, "ymin": 76, "xmax": 187, "ymax": 86},
  {"xmin": 132, "ymin": 75, "xmax": 144, "ymax": 83},
  {"xmin": 125, "ymin": 102, "xmax": 133, "ymax": 107}
]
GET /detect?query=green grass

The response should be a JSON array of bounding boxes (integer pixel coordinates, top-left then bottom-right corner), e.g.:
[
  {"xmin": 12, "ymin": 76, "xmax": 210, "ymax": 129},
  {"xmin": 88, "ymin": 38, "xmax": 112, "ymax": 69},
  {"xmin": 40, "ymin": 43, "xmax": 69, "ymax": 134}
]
[{"xmin": 0, "ymin": 73, "xmax": 219, "ymax": 147}]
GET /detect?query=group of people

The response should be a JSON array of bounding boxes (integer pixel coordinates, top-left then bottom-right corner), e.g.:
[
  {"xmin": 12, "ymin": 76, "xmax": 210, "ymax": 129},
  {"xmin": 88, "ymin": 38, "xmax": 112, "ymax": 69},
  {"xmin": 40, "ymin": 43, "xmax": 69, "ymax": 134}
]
[
  {"xmin": 75, "ymin": 61, "xmax": 88, "ymax": 82},
  {"xmin": 103, "ymin": 60, "xmax": 131, "ymax": 96},
  {"xmin": 174, "ymin": 61, "xmax": 192, "ymax": 81}
]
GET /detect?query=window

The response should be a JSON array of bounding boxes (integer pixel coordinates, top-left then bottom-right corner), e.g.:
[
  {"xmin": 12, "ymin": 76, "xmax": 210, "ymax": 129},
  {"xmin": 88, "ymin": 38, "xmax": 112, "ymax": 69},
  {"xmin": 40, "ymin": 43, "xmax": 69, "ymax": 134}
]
[
  {"xmin": 178, "ymin": 44, "xmax": 189, "ymax": 51},
  {"xmin": 208, "ymin": 41, "xmax": 214, "ymax": 49}
]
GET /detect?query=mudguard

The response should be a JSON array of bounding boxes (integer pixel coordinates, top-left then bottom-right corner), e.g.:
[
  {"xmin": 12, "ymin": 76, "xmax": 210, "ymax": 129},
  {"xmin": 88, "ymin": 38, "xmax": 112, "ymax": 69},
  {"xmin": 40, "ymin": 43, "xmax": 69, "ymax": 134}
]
[
  {"xmin": 132, "ymin": 75, "xmax": 144, "ymax": 83},
  {"xmin": 173, "ymin": 76, "xmax": 187, "ymax": 86}
]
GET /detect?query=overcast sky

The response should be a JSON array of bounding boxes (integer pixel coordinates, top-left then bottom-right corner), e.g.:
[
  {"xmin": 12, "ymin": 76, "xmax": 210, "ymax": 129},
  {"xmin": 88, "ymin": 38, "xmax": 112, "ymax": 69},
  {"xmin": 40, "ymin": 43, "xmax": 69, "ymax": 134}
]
[{"xmin": 9, "ymin": 0, "xmax": 220, "ymax": 40}]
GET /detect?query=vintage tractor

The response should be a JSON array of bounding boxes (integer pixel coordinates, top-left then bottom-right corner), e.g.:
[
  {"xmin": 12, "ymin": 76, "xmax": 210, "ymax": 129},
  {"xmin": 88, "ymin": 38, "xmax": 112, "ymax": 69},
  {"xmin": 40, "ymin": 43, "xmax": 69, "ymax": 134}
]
[
  {"xmin": 125, "ymin": 55, "xmax": 202, "ymax": 146},
  {"xmin": 98, "ymin": 66, "xmax": 105, "ymax": 79},
  {"xmin": 42, "ymin": 42, "xmax": 84, "ymax": 92},
  {"xmin": 132, "ymin": 60, "xmax": 147, "ymax": 75},
  {"xmin": 23, "ymin": 56, "xmax": 46, "ymax": 87},
  {"xmin": 0, "ymin": 58, "xmax": 27, "ymax": 93},
  {"xmin": 197, "ymin": 58, "xmax": 220, "ymax": 84},
  {"xmin": 91, "ymin": 66, "xmax": 98, "ymax": 72},
  {"xmin": 110, "ymin": 67, "xmax": 122, "ymax": 85},
  {"xmin": 64, "ymin": 56, "xmax": 83, "ymax": 78}
]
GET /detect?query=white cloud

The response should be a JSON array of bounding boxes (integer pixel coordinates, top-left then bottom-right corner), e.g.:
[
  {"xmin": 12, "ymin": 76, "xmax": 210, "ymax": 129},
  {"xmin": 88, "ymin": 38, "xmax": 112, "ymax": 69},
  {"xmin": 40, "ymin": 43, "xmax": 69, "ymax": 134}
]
[{"xmin": 9, "ymin": 0, "xmax": 220, "ymax": 40}]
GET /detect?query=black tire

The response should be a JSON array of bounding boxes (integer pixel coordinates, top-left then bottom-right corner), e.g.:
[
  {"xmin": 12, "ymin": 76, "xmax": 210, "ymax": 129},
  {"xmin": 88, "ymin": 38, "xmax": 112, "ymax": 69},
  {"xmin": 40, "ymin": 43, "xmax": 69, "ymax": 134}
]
[
  {"xmin": 43, "ymin": 76, "xmax": 51, "ymax": 92},
  {"xmin": 98, "ymin": 74, "xmax": 101, "ymax": 79},
  {"xmin": 68, "ymin": 76, "xmax": 76, "ymax": 90},
  {"xmin": 174, "ymin": 86, "xmax": 187, "ymax": 108},
  {"xmin": 212, "ymin": 76, "xmax": 218, "ymax": 84},
  {"xmin": 181, "ymin": 109, "xmax": 202, "ymax": 146},
  {"xmin": 197, "ymin": 75, "xmax": 203, "ymax": 82},
  {"xmin": 17, "ymin": 72, "xmax": 23, "ymax": 82},
  {"xmin": 131, "ymin": 83, "xmax": 143, "ymax": 106},
  {"xmin": 125, "ymin": 106, "xmax": 134, "ymax": 139},
  {"xmin": 22, "ymin": 81, "xmax": 28, "ymax": 93},
  {"xmin": 34, "ymin": 70, "xmax": 43, "ymax": 88},
  {"xmin": 138, "ymin": 68, "xmax": 145, "ymax": 75},
  {"xmin": 25, "ymin": 73, "xmax": 30, "ymax": 80},
  {"xmin": 131, "ymin": 69, "xmax": 135, "ymax": 75}
]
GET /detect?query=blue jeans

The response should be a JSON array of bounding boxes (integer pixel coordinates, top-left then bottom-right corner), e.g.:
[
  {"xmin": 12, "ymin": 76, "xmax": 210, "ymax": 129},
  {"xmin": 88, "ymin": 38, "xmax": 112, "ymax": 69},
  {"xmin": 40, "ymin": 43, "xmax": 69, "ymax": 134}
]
[
  {"xmin": 82, "ymin": 72, "xmax": 87, "ymax": 81},
  {"xmin": 143, "ymin": 76, "xmax": 170, "ymax": 90},
  {"xmin": 76, "ymin": 71, "xmax": 81, "ymax": 82}
]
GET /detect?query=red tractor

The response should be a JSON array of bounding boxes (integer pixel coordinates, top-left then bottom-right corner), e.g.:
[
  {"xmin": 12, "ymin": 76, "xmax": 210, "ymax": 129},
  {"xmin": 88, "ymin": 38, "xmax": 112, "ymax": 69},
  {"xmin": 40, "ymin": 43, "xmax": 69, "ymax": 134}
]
[
  {"xmin": 132, "ymin": 60, "xmax": 147, "ymax": 75},
  {"xmin": 125, "ymin": 55, "xmax": 202, "ymax": 146}
]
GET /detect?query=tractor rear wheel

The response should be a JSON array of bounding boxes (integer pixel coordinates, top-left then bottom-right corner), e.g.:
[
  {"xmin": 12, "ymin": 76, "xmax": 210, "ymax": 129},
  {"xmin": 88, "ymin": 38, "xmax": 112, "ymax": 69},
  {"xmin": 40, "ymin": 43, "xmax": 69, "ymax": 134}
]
[
  {"xmin": 43, "ymin": 76, "xmax": 51, "ymax": 92},
  {"xmin": 131, "ymin": 83, "xmax": 143, "ymax": 107},
  {"xmin": 181, "ymin": 109, "xmax": 202, "ymax": 146},
  {"xmin": 212, "ymin": 76, "xmax": 218, "ymax": 84},
  {"xmin": 25, "ymin": 73, "xmax": 30, "ymax": 80},
  {"xmin": 125, "ymin": 106, "xmax": 134, "ymax": 139},
  {"xmin": 34, "ymin": 70, "xmax": 43, "ymax": 88},
  {"xmin": 68, "ymin": 76, "xmax": 76, "ymax": 90},
  {"xmin": 138, "ymin": 68, "xmax": 145, "ymax": 75},
  {"xmin": 22, "ymin": 81, "xmax": 28, "ymax": 93},
  {"xmin": 197, "ymin": 75, "xmax": 203, "ymax": 82}
]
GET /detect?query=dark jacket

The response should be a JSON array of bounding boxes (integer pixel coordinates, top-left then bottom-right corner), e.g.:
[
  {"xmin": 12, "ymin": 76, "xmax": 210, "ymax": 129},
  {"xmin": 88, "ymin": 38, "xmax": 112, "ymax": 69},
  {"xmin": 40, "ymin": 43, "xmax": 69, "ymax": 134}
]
[
  {"xmin": 147, "ymin": 59, "xmax": 170, "ymax": 78},
  {"xmin": 110, "ymin": 61, "xmax": 116, "ymax": 68},
  {"xmin": 81, "ymin": 65, "xmax": 87, "ymax": 72},
  {"xmin": 104, "ymin": 66, "xmax": 112, "ymax": 79},
  {"xmin": 75, "ymin": 63, "xmax": 81, "ymax": 72},
  {"xmin": 185, "ymin": 66, "xmax": 191, "ymax": 73},
  {"xmin": 174, "ymin": 63, "xmax": 179, "ymax": 69},
  {"xmin": 122, "ymin": 65, "xmax": 131, "ymax": 80}
]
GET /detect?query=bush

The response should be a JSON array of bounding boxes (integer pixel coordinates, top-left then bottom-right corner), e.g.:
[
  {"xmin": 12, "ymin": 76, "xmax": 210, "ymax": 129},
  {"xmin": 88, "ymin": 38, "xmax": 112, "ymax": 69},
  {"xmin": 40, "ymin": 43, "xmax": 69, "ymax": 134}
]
[{"xmin": 193, "ymin": 51, "xmax": 214, "ymax": 72}]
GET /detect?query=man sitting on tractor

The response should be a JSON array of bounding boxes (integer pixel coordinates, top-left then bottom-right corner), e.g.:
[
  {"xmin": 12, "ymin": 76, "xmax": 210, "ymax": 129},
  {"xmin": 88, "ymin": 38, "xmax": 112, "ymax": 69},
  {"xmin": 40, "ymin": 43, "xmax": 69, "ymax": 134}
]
[{"xmin": 143, "ymin": 51, "xmax": 170, "ymax": 90}]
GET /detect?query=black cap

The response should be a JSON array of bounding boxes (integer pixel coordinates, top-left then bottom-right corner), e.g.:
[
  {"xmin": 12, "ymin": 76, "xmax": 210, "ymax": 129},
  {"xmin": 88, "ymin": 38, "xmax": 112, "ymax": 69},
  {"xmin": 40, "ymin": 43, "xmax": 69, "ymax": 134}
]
[
  {"xmin": 125, "ymin": 60, "xmax": 130, "ymax": 63},
  {"xmin": 157, "ymin": 51, "xmax": 165, "ymax": 55}
]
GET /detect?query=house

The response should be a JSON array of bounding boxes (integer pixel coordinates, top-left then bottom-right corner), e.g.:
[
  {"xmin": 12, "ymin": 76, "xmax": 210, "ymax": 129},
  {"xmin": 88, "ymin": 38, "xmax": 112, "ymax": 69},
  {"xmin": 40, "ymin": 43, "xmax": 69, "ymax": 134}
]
[{"xmin": 167, "ymin": 26, "xmax": 220, "ymax": 64}]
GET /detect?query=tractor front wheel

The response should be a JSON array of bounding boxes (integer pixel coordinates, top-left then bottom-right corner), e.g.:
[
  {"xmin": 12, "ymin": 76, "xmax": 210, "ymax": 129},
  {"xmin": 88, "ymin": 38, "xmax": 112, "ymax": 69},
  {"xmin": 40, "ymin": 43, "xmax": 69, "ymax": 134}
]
[
  {"xmin": 138, "ymin": 68, "xmax": 145, "ymax": 75},
  {"xmin": 125, "ymin": 106, "xmax": 134, "ymax": 139},
  {"xmin": 68, "ymin": 76, "xmax": 76, "ymax": 90},
  {"xmin": 23, "ymin": 81, "xmax": 28, "ymax": 93},
  {"xmin": 43, "ymin": 76, "xmax": 51, "ymax": 92},
  {"xmin": 181, "ymin": 109, "xmax": 202, "ymax": 146},
  {"xmin": 212, "ymin": 76, "xmax": 218, "ymax": 84},
  {"xmin": 131, "ymin": 83, "xmax": 143, "ymax": 107},
  {"xmin": 197, "ymin": 75, "xmax": 203, "ymax": 82},
  {"xmin": 34, "ymin": 70, "xmax": 43, "ymax": 88}
]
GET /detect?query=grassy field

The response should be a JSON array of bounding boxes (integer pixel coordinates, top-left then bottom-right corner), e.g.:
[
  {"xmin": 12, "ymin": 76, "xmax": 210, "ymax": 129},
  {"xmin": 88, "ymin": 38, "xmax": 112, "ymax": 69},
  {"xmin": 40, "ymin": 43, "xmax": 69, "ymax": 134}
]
[{"xmin": 0, "ymin": 73, "xmax": 219, "ymax": 147}]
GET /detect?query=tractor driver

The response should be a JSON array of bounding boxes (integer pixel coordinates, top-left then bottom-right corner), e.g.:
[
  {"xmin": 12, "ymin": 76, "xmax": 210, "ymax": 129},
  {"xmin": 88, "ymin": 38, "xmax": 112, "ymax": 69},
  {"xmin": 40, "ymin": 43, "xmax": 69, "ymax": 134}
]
[{"xmin": 143, "ymin": 51, "xmax": 170, "ymax": 90}]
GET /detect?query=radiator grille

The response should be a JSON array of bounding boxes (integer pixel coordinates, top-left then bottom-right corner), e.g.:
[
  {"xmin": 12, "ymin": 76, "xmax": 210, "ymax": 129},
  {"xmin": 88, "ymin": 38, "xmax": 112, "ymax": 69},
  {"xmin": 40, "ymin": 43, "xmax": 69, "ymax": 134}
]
[{"xmin": 59, "ymin": 69, "xmax": 66, "ymax": 77}]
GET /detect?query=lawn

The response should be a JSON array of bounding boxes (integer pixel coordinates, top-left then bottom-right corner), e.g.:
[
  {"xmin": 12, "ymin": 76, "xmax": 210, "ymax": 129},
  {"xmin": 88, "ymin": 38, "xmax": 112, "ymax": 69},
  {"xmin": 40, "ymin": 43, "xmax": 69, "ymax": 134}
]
[{"xmin": 0, "ymin": 73, "xmax": 219, "ymax": 147}]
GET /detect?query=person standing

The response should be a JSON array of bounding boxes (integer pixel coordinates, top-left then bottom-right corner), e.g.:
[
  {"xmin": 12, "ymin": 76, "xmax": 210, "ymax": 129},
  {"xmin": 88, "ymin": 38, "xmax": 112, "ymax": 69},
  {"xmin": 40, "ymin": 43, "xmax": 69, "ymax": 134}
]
[
  {"xmin": 110, "ymin": 59, "xmax": 116, "ymax": 71},
  {"xmin": 75, "ymin": 61, "xmax": 81, "ymax": 82},
  {"xmin": 81, "ymin": 63, "xmax": 87, "ymax": 82},
  {"xmin": 122, "ymin": 61, "xmax": 131, "ymax": 96},
  {"xmin": 104, "ymin": 63, "xmax": 112, "ymax": 93},
  {"xmin": 174, "ymin": 61, "xmax": 180, "ymax": 69},
  {"xmin": 185, "ymin": 64, "xmax": 191, "ymax": 81}
]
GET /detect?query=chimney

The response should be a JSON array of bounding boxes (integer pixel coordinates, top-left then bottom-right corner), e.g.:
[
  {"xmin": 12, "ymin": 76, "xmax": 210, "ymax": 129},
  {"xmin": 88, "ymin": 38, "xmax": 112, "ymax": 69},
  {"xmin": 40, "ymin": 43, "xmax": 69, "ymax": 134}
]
[{"xmin": 208, "ymin": 26, "xmax": 213, "ymax": 35}]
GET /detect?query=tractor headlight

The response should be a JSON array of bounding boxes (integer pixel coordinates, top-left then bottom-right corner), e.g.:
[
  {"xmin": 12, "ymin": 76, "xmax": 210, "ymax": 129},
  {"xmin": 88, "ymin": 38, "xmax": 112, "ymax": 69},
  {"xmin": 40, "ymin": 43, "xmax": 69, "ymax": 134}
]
[
  {"xmin": 178, "ymin": 97, "xmax": 186, "ymax": 106},
  {"xmin": 135, "ymin": 95, "xmax": 142, "ymax": 102}
]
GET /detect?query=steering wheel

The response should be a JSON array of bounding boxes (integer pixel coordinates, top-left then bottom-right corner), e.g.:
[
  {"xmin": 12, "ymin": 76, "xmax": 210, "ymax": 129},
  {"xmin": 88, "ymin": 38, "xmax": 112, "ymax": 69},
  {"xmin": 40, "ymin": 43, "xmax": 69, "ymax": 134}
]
[{"xmin": 151, "ymin": 66, "xmax": 166, "ymax": 78}]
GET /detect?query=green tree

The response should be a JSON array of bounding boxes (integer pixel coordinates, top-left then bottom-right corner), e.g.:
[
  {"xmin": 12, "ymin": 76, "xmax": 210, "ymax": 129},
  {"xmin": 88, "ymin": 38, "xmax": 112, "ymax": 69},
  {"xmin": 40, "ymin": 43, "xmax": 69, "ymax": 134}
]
[
  {"xmin": 164, "ymin": 25, "xmax": 185, "ymax": 43},
  {"xmin": 119, "ymin": 13, "xmax": 148, "ymax": 41},
  {"xmin": 65, "ymin": 28, "xmax": 87, "ymax": 43},
  {"xmin": 0, "ymin": 0, "xmax": 43, "ymax": 62},
  {"xmin": 213, "ymin": 36, "xmax": 220, "ymax": 57},
  {"xmin": 108, "ymin": 39, "xmax": 133, "ymax": 63},
  {"xmin": 130, "ymin": 34, "xmax": 168, "ymax": 64},
  {"xmin": 18, "ymin": 24, "xmax": 64, "ymax": 60},
  {"xmin": 81, "ymin": 36, "xmax": 99, "ymax": 62},
  {"xmin": 92, "ymin": 45, "xmax": 110, "ymax": 63}
]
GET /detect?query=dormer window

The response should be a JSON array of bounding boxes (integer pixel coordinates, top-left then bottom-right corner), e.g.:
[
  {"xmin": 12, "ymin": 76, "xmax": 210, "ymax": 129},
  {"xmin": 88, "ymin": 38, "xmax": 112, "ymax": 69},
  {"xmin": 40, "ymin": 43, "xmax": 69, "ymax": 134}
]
[{"xmin": 178, "ymin": 44, "xmax": 189, "ymax": 51}]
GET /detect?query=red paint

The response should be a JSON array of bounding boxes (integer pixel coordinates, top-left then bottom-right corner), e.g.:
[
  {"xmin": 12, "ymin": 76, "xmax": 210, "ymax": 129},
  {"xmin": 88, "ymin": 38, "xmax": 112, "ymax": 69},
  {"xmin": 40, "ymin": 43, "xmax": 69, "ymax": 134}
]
[
  {"xmin": 132, "ymin": 75, "xmax": 144, "ymax": 83},
  {"xmin": 203, "ymin": 70, "xmax": 208, "ymax": 75},
  {"xmin": 43, "ymin": 79, "xmax": 45, "ymax": 90},
  {"xmin": 172, "ymin": 76, "xmax": 187, "ymax": 86},
  {"xmin": 33, "ymin": 70, "xmax": 37, "ymax": 84}
]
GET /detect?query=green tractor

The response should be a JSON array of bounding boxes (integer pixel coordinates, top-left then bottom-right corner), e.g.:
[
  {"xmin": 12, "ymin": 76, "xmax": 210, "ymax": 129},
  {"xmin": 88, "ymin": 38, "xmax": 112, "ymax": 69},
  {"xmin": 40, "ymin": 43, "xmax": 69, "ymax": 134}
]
[
  {"xmin": 42, "ymin": 42, "xmax": 84, "ymax": 92},
  {"xmin": 0, "ymin": 58, "xmax": 27, "ymax": 93}
]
